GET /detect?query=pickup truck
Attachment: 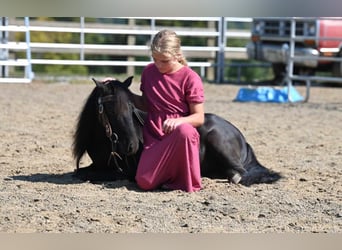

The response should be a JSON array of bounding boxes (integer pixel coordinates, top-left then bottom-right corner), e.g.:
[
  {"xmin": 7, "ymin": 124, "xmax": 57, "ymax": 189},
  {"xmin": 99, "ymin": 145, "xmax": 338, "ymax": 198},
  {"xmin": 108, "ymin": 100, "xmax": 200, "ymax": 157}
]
[{"xmin": 246, "ymin": 17, "xmax": 342, "ymax": 83}]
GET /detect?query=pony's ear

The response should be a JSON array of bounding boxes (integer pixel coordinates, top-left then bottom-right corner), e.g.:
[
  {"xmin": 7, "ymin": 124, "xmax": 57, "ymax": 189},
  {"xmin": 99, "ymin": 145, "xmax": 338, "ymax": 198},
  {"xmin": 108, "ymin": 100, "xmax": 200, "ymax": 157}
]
[
  {"xmin": 92, "ymin": 78, "xmax": 102, "ymax": 87},
  {"xmin": 123, "ymin": 76, "xmax": 134, "ymax": 88}
]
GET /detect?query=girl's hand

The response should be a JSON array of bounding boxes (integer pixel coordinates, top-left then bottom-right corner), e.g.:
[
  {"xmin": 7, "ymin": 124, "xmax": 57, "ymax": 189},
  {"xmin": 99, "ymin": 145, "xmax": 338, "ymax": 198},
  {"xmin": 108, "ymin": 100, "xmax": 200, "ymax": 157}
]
[
  {"xmin": 163, "ymin": 118, "xmax": 184, "ymax": 134},
  {"xmin": 101, "ymin": 77, "xmax": 116, "ymax": 83}
]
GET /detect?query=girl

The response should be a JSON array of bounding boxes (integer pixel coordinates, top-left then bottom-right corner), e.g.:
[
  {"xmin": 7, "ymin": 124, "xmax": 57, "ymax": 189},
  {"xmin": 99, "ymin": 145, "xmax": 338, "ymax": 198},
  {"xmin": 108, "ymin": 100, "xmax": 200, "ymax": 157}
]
[{"xmin": 130, "ymin": 29, "xmax": 205, "ymax": 192}]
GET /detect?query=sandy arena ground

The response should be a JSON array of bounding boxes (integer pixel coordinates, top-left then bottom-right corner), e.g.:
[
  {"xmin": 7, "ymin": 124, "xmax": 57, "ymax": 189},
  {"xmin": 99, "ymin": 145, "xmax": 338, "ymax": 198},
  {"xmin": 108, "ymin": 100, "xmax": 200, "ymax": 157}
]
[{"xmin": 0, "ymin": 78, "xmax": 341, "ymax": 232}]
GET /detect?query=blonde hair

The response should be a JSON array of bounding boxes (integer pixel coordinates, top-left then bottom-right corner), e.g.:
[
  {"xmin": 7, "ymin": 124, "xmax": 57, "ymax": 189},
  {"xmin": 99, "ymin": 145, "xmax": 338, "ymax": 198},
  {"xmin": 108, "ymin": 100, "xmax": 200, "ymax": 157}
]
[{"xmin": 150, "ymin": 29, "xmax": 188, "ymax": 66}]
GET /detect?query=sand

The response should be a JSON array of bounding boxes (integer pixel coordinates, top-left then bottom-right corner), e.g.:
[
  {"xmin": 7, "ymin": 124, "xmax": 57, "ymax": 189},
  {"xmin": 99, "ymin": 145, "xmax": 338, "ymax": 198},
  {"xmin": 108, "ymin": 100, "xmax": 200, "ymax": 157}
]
[{"xmin": 0, "ymin": 79, "xmax": 341, "ymax": 232}]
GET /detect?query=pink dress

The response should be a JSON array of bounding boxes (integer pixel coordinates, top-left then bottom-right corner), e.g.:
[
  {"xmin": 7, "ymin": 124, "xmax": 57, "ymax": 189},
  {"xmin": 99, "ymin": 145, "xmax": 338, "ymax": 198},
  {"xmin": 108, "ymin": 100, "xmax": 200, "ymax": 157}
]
[{"xmin": 135, "ymin": 63, "xmax": 204, "ymax": 192}]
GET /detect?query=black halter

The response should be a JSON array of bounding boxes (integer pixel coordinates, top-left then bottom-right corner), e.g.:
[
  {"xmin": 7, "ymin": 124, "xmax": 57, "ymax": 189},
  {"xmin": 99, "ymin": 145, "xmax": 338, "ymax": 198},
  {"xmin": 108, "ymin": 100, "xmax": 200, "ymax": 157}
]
[{"xmin": 97, "ymin": 94, "xmax": 144, "ymax": 172}]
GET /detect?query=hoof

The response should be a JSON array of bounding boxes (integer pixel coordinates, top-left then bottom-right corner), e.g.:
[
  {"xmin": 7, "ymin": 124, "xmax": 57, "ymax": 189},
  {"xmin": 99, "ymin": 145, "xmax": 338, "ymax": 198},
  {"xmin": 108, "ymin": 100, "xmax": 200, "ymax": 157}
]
[{"xmin": 231, "ymin": 173, "xmax": 242, "ymax": 184}]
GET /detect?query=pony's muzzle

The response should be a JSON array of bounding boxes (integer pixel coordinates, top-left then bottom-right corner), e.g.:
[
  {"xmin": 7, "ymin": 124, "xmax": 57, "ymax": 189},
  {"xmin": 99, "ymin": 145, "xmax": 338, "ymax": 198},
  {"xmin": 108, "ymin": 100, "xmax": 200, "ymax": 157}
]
[{"xmin": 126, "ymin": 140, "xmax": 139, "ymax": 155}]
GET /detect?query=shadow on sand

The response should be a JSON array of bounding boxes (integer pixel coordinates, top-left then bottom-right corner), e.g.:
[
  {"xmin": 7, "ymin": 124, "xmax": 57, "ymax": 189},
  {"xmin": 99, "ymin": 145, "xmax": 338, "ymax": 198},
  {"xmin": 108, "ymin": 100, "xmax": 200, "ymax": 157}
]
[{"xmin": 8, "ymin": 171, "xmax": 141, "ymax": 191}]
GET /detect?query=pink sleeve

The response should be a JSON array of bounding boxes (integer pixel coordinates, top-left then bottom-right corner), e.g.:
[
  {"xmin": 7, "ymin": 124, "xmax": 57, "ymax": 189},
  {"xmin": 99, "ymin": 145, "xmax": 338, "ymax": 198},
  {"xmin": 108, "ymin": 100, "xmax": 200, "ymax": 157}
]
[{"xmin": 185, "ymin": 70, "xmax": 204, "ymax": 104}]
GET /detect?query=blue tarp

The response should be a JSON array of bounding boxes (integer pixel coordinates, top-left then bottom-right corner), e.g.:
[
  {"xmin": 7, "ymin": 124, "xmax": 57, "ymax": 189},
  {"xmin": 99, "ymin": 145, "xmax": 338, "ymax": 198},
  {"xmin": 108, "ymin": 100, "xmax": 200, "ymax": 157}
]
[{"xmin": 234, "ymin": 86, "xmax": 304, "ymax": 103}]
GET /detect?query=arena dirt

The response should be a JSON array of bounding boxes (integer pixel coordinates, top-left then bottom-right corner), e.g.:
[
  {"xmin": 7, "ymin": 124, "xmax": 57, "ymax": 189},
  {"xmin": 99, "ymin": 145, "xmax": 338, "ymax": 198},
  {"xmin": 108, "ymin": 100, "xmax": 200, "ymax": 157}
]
[{"xmin": 0, "ymin": 79, "xmax": 341, "ymax": 232}]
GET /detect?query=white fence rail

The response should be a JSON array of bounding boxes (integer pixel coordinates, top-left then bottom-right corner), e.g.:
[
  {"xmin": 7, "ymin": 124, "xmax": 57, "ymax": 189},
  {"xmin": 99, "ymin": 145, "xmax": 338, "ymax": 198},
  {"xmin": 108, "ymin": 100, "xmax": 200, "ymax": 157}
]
[
  {"xmin": 283, "ymin": 17, "xmax": 342, "ymax": 102},
  {"xmin": 0, "ymin": 17, "xmax": 252, "ymax": 83}
]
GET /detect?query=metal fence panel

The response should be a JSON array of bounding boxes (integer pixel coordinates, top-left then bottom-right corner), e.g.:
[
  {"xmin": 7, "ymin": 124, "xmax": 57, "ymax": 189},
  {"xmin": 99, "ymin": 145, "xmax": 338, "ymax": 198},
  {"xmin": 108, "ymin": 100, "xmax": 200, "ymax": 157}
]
[{"xmin": 0, "ymin": 17, "xmax": 252, "ymax": 83}]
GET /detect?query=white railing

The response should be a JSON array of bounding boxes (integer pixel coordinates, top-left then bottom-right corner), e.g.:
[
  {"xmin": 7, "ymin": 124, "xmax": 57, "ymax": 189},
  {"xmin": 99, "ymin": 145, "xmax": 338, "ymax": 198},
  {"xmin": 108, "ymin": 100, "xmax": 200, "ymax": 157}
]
[
  {"xmin": 0, "ymin": 17, "xmax": 252, "ymax": 83},
  {"xmin": 284, "ymin": 17, "xmax": 342, "ymax": 102}
]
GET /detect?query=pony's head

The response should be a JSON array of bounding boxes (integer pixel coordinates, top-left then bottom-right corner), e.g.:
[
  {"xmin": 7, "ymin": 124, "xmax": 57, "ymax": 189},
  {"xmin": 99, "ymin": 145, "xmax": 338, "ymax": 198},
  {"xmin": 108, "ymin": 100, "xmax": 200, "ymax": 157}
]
[{"xmin": 92, "ymin": 76, "xmax": 141, "ymax": 156}]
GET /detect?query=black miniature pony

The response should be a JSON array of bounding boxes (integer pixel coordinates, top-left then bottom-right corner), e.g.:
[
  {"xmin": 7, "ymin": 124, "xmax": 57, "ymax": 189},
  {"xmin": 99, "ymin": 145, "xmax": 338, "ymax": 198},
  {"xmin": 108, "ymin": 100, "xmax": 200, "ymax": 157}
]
[{"xmin": 72, "ymin": 77, "xmax": 281, "ymax": 186}]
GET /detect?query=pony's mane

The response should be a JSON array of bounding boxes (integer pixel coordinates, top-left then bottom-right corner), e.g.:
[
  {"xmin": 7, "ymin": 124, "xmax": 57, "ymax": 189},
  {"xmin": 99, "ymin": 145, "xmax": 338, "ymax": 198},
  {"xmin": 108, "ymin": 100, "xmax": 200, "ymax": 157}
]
[{"xmin": 72, "ymin": 87, "xmax": 99, "ymax": 168}]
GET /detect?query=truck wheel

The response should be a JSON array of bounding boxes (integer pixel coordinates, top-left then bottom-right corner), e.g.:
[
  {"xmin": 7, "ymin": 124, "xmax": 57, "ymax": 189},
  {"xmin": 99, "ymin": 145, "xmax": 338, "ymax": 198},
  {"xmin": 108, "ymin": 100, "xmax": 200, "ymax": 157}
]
[
  {"xmin": 272, "ymin": 64, "xmax": 315, "ymax": 85},
  {"xmin": 294, "ymin": 67, "xmax": 315, "ymax": 77},
  {"xmin": 332, "ymin": 51, "xmax": 342, "ymax": 77},
  {"xmin": 272, "ymin": 63, "xmax": 286, "ymax": 85}
]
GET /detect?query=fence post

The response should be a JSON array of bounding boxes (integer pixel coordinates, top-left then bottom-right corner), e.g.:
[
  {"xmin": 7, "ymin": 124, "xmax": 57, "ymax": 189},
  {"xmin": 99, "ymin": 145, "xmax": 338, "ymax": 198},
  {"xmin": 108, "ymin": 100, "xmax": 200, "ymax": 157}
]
[
  {"xmin": 206, "ymin": 20, "xmax": 216, "ymax": 81},
  {"xmin": 286, "ymin": 18, "xmax": 296, "ymax": 102},
  {"xmin": 0, "ymin": 17, "xmax": 9, "ymax": 78},
  {"xmin": 216, "ymin": 17, "xmax": 225, "ymax": 83},
  {"xmin": 24, "ymin": 17, "xmax": 34, "ymax": 80},
  {"xmin": 127, "ymin": 18, "xmax": 136, "ymax": 76},
  {"xmin": 80, "ymin": 17, "xmax": 85, "ymax": 61}
]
